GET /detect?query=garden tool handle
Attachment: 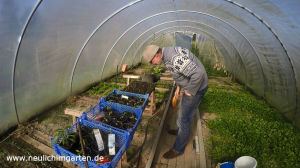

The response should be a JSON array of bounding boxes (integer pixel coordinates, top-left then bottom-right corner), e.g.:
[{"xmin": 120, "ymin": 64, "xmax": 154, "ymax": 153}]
[
  {"xmin": 172, "ymin": 86, "xmax": 180, "ymax": 108},
  {"xmin": 172, "ymin": 95, "xmax": 177, "ymax": 108},
  {"xmin": 77, "ymin": 122, "xmax": 89, "ymax": 168}
]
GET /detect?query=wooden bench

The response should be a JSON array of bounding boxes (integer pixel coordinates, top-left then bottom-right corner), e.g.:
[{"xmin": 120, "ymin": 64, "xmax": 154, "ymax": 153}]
[{"xmin": 122, "ymin": 74, "xmax": 158, "ymax": 116}]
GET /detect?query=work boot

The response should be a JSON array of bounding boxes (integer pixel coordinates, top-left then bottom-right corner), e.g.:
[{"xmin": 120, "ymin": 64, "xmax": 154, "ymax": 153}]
[
  {"xmin": 163, "ymin": 149, "xmax": 183, "ymax": 159},
  {"xmin": 167, "ymin": 129, "xmax": 178, "ymax": 136}
]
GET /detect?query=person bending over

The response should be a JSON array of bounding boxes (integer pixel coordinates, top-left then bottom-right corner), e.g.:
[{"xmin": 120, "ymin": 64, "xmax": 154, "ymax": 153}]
[{"xmin": 142, "ymin": 45, "xmax": 208, "ymax": 159}]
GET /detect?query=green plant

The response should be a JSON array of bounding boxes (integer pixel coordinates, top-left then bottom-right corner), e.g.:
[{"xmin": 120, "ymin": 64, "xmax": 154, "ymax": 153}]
[
  {"xmin": 75, "ymin": 149, "xmax": 83, "ymax": 156},
  {"xmin": 152, "ymin": 66, "xmax": 164, "ymax": 74},
  {"xmin": 201, "ymin": 86, "xmax": 300, "ymax": 167},
  {"xmin": 150, "ymin": 66, "xmax": 165, "ymax": 82},
  {"xmin": 88, "ymin": 82, "xmax": 120, "ymax": 95},
  {"xmin": 52, "ymin": 126, "xmax": 77, "ymax": 147},
  {"xmin": 155, "ymin": 80, "xmax": 172, "ymax": 88},
  {"xmin": 155, "ymin": 91, "xmax": 168, "ymax": 100}
]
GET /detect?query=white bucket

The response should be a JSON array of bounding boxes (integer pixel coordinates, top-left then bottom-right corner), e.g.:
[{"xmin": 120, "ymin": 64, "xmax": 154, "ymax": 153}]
[{"xmin": 235, "ymin": 156, "xmax": 257, "ymax": 168}]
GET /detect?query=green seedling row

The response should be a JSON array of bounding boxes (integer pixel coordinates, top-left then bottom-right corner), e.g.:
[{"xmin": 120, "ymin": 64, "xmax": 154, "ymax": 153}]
[{"xmin": 201, "ymin": 85, "xmax": 300, "ymax": 168}]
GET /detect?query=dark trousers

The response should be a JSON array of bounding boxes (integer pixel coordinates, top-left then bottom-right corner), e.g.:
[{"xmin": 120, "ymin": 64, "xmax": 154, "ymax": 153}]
[{"xmin": 173, "ymin": 87, "xmax": 208, "ymax": 153}]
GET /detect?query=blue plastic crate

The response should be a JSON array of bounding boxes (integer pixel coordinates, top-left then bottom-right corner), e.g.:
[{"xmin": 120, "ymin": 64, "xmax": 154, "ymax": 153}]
[
  {"xmin": 82, "ymin": 100, "xmax": 142, "ymax": 148},
  {"xmin": 103, "ymin": 89, "xmax": 149, "ymax": 112},
  {"xmin": 220, "ymin": 162, "xmax": 234, "ymax": 168},
  {"xmin": 51, "ymin": 118, "xmax": 129, "ymax": 168}
]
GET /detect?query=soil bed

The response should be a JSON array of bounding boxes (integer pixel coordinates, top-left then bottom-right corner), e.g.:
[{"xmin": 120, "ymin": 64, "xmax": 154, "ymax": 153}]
[
  {"xmin": 106, "ymin": 94, "xmax": 145, "ymax": 108},
  {"xmin": 95, "ymin": 107, "xmax": 138, "ymax": 130},
  {"xmin": 123, "ymin": 81, "xmax": 155, "ymax": 95}
]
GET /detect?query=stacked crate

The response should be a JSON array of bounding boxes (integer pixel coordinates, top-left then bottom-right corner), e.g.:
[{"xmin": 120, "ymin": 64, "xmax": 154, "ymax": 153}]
[{"xmin": 52, "ymin": 89, "xmax": 149, "ymax": 168}]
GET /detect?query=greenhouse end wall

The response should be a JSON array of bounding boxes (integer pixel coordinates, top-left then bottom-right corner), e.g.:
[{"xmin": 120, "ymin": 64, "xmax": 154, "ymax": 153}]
[{"xmin": 0, "ymin": 0, "xmax": 300, "ymax": 134}]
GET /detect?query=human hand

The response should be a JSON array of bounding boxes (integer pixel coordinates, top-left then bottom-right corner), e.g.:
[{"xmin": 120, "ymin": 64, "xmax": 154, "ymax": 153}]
[{"xmin": 184, "ymin": 90, "xmax": 192, "ymax": 96}]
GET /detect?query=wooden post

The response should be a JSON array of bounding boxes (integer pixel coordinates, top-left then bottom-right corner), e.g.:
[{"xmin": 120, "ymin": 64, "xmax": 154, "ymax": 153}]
[
  {"xmin": 145, "ymin": 91, "xmax": 156, "ymax": 116},
  {"xmin": 72, "ymin": 116, "xmax": 77, "ymax": 124},
  {"xmin": 122, "ymin": 74, "xmax": 140, "ymax": 86},
  {"xmin": 127, "ymin": 78, "xmax": 130, "ymax": 86},
  {"xmin": 150, "ymin": 91, "xmax": 156, "ymax": 115}
]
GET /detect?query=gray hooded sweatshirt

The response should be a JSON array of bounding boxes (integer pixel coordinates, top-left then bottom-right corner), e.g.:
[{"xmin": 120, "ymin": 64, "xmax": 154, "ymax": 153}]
[{"xmin": 162, "ymin": 47, "xmax": 208, "ymax": 96}]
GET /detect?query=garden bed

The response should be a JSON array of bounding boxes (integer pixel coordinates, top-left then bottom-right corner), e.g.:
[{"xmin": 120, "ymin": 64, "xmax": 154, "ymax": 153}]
[
  {"xmin": 199, "ymin": 77, "xmax": 300, "ymax": 168},
  {"xmin": 190, "ymin": 44, "xmax": 300, "ymax": 168},
  {"xmin": 123, "ymin": 81, "xmax": 155, "ymax": 95}
]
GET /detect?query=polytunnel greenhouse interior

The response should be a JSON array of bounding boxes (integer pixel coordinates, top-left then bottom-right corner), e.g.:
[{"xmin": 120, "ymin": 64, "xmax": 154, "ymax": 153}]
[{"xmin": 1, "ymin": 0, "xmax": 300, "ymax": 167}]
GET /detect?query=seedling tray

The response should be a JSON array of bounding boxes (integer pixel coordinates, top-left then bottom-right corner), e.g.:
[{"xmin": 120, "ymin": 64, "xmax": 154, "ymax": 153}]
[
  {"xmin": 103, "ymin": 89, "xmax": 149, "ymax": 112},
  {"xmin": 82, "ymin": 100, "xmax": 142, "ymax": 148},
  {"xmin": 51, "ymin": 118, "xmax": 128, "ymax": 168}
]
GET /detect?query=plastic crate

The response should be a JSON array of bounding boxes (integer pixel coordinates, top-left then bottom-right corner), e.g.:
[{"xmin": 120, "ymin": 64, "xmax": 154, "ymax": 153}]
[
  {"xmin": 51, "ymin": 118, "xmax": 129, "ymax": 168},
  {"xmin": 220, "ymin": 162, "xmax": 234, "ymax": 168},
  {"xmin": 103, "ymin": 89, "xmax": 149, "ymax": 112},
  {"xmin": 82, "ymin": 100, "xmax": 142, "ymax": 148}
]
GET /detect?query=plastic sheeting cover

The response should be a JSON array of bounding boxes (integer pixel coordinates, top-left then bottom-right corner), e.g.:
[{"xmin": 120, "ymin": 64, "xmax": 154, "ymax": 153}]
[{"xmin": 0, "ymin": 0, "xmax": 300, "ymax": 134}]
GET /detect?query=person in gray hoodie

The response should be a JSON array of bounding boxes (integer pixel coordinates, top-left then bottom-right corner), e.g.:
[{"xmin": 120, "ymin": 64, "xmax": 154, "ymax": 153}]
[{"xmin": 143, "ymin": 45, "xmax": 208, "ymax": 159}]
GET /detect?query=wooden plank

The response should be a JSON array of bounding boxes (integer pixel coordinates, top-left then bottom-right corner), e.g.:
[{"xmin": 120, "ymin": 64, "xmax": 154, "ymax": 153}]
[
  {"xmin": 21, "ymin": 133, "xmax": 79, "ymax": 168},
  {"xmin": 145, "ymin": 84, "xmax": 176, "ymax": 168},
  {"xmin": 122, "ymin": 74, "xmax": 140, "ymax": 79},
  {"xmin": 116, "ymin": 161, "xmax": 121, "ymax": 168},
  {"xmin": 63, "ymin": 162, "xmax": 80, "ymax": 168},
  {"xmin": 194, "ymin": 136, "xmax": 201, "ymax": 168},
  {"xmin": 121, "ymin": 152, "xmax": 128, "ymax": 166},
  {"xmin": 21, "ymin": 135, "xmax": 55, "ymax": 156},
  {"xmin": 144, "ymin": 91, "xmax": 156, "ymax": 116},
  {"xmin": 196, "ymin": 153, "xmax": 201, "ymax": 168},
  {"xmin": 21, "ymin": 134, "xmax": 79, "ymax": 167},
  {"xmin": 196, "ymin": 109, "xmax": 207, "ymax": 168},
  {"xmin": 168, "ymin": 156, "xmax": 177, "ymax": 167},
  {"xmin": 32, "ymin": 130, "xmax": 52, "ymax": 147},
  {"xmin": 127, "ymin": 78, "xmax": 130, "ymax": 85},
  {"xmin": 161, "ymin": 72, "xmax": 171, "ymax": 76},
  {"xmin": 161, "ymin": 164, "xmax": 168, "ymax": 168},
  {"xmin": 143, "ymin": 112, "xmax": 153, "ymax": 117},
  {"xmin": 176, "ymin": 152, "xmax": 185, "ymax": 168},
  {"xmin": 153, "ymin": 163, "xmax": 168, "ymax": 168},
  {"xmin": 175, "ymin": 97, "xmax": 184, "ymax": 168},
  {"xmin": 160, "ymin": 77, "xmax": 173, "ymax": 81},
  {"xmin": 153, "ymin": 127, "xmax": 169, "ymax": 166},
  {"xmin": 64, "ymin": 108, "xmax": 83, "ymax": 117},
  {"xmin": 72, "ymin": 116, "xmax": 77, "ymax": 124},
  {"xmin": 150, "ymin": 92, "xmax": 156, "ymax": 115},
  {"xmin": 158, "ymin": 92, "xmax": 179, "ymax": 168},
  {"xmin": 123, "ymin": 74, "xmax": 140, "ymax": 85},
  {"xmin": 80, "ymin": 96, "xmax": 99, "ymax": 105},
  {"xmin": 184, "ymin": 118, "xmax": 196, "ymax": 168}
]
